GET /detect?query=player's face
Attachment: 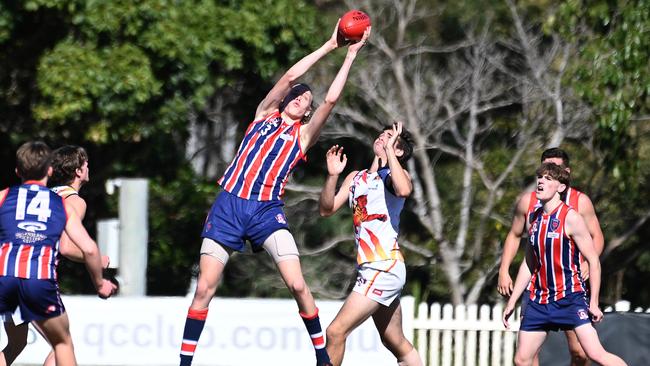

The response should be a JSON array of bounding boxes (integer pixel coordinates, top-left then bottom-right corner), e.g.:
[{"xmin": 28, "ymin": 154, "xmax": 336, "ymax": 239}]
[
  {"xmin": 373, "ymin": 130, "xmax": 403, "ymax": 157},
  {"xmin": 78, "ymin": 160, "xmax": 90, "ymax": 183},
  {"xmin": 535, "ymin": 173, "xmax": 564, "ymax": 202},
  {"xmin": 284, "ymin": 91, "xmax": 312, "ymax": 119}
]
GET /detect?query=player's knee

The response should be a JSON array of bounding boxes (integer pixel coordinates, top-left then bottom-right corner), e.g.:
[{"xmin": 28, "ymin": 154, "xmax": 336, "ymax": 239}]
[
  {"xmin": 287, "ymin": 278, "xmax": 308, "ymax": 296},
  {"xmin": 194, "ymin": 278, "xmax": 217, "ymax": 302},
  {"xmin": 326, "ymin": 323, "xmax": 346, "ymax": 344},
  {"xmin": 514, "ymin": 352, "xmax": 530, "ymax": 366}
]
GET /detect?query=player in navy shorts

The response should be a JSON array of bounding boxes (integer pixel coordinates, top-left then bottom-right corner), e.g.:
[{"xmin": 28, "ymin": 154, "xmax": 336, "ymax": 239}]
[
  {"xmin": 0, "ymin": 141, "xmax": 116, "ymax": 366},
  {"xmin": 498, "ymin": 148, "xmax": 605, "ymax": 366},
  {"xmin": 503, "ymin": 163, "xmax": 626, "ymax": 366},
  {"xmin": 179, "ymin": 21, "xmax": 371, "ymax": 366},
  {"xmin": 0, "ymin": 145, "xmax": 111, "ymax": 366}
]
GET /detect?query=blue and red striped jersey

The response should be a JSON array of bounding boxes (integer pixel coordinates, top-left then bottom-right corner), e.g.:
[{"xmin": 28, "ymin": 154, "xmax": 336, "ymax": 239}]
[
  {"xmin": 0, "ymin": 182, "xmax": 67, "ymax": 280},
  {"xmin": 527, "ymin": 202, "xmax": 585, "ymax": 304},
  {"xmin": 218, "ymin": 111, "xmax": 305, "ymax": 201}
]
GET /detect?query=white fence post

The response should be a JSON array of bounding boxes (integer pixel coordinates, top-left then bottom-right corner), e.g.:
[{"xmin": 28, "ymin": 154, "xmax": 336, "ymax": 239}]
[
  {"xmin": 454, "ymin": 304, "xmax": 466, "ymax": 366},
  {"xmin": 442, "ymin": 304, "xmax": 454, "ymax": 366},
  {"xmin": 417, "ymin": 301, "xmax": 430, "ymax": 363},
  {"xmin": 430, "ymin": 303, "xmax": 441, "ymax": 366},
  {"xmin": 466, "ymin": 304, "xmax": 478, "ymax": 366}
]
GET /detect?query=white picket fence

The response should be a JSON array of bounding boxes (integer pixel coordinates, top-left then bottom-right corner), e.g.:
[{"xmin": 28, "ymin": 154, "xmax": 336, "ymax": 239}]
[{"xmin": 409, "ymin": 300, "xmax": 650, "ymax": 366}]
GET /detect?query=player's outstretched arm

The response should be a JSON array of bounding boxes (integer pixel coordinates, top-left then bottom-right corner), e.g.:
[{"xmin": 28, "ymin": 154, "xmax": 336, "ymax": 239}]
[
  {"xmin": 255, "ymin": 21, "xmax": 343, "ymax": 120},
  {"xmin": 566, "ymin": 209, "xmax": 603, "ymax": 322},
  {"xmin": 63, "ymin": 210, "xmax": 116, "ymax": 299},
  {"xmin": 302, "ymin": 27, "xmax": 371, "ymax": 150},
  {"xmin": 320, "ymin": 145, "xmax": 355, "ymax": 216},
  {"xmin": 498, "ymin": 192, "xmax": 530, "ymax": 296}
]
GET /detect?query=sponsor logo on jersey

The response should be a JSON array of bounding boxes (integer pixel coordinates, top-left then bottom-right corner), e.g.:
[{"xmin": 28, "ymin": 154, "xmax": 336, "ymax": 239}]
[
  {"xmin": 547, "ymin": 232, "xmax": 560, "ymax": 239},
  {"xmin": 372, "ymin": 289, "xmax": 383, "ymax": 296},
  {"xmin": 46, "ymin": 305, "xmax": 57, "ymax": 313},
  {"xmin": 279, "ymin": 134, "xmax": 294, "ymax": 142},
  {"xmin": 15, "ymin": 232, "xmax": 47, "ymax": 244},
  {"xmin": 275, "ymin": 214, "xmax": 286, "ymax": 224}
]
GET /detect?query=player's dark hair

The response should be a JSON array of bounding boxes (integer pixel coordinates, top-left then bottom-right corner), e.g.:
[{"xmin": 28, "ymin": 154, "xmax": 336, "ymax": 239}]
[
  {"xmin": 49, "ymin": 145, "xmax": 88, "ymax": 187},
  {"xmin": 535, "ymin": 162, "xmax": 570, "ymax": 192},
  {"xmin": 383, "ymin": 125, "xmax": 415, "ymax": 166},
  {"xmin": 540, "ymin": 147, "xmax": 570, "ymax": 168},
  {"xmin": 16, "ymin": 141, "xmax": 52, "ymax": 181}
]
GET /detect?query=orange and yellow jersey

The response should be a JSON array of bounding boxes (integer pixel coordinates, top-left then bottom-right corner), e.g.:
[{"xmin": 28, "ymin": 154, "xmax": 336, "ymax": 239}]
[
  {"xmin": 349, "ymin": 167, "xmax": 404, "ymax": 268},
  {"xmin": 51, "ymin": 185, "xmax": 79, "ymax": 200}
]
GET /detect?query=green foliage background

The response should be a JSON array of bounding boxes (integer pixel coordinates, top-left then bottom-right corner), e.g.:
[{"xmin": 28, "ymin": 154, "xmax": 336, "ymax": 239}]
[{"xmin": 0, "ymin": 0, "xmax": 647, "ymax": 306}]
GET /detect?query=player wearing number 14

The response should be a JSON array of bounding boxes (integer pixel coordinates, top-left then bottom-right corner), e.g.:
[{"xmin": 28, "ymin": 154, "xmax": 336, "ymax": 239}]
[{"xmin": 0, "ymin": 141, "xmax": 116, "ymax": 366}]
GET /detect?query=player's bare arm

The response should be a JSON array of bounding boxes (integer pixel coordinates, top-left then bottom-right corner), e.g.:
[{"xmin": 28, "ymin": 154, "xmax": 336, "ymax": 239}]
[
  {"xmin": 578, "ymin": 193, "xmax": 605, "ymax": 255},
  {"xmin": 498, "ymin": 191, "xmax": 530, "ymax": 296},
  {"xmin": 503, "ymin": 259, "xmax": 533, "ymax": 328},
  {"xmin": 302, "ymin": 27, "xmax": 371, "ymax": 150},
  {"xmin": 63, "ymin": 209, "xmax": 116, "ymax": 299},
  {"xmin": 255, "ymin": 21, "xmax": 343, "ymax": 120},
  {"xmin": 565, "ymin": 209, "xmax": 603, "ymax": 322},
  {"xmin": 58, "ymin": 195, "xmax": 86, "ymax": 262},
  {"xmin": 576, "ymin": 194, "xmax": 604, "ymax": 281},
  {"xmin": 58, "ymin": 196, "xmax": 110, "ymax": 268},
  {"xmin": 320, "ymin": 145, "xmax": 356, "ymax": 216},
  {"xmin": 382, "ymin": 121, "xmax": 412, "ymax": 197}
]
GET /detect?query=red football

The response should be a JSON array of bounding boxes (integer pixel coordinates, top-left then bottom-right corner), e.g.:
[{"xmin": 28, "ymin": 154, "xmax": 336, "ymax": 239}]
[{"xmin": 338, "ymin": 10, "xmax": 371, "ymax": 41}]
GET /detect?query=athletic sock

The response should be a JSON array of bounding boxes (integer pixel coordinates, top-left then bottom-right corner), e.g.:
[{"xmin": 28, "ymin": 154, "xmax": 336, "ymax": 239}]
[
  {"xmin": 180, "ymin": 307, "xmax": 209, "ymax": 366},
  {"xmin": 300, "ymin": 308, "xmax": 332, "ymax": 366}
]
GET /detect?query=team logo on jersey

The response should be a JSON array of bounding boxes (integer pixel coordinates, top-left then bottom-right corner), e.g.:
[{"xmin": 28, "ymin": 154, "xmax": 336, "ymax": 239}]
[
  {"xmin": 550, "ymin": 218, "xmax": 560, "ymax": 231},
  {"xmin": 275, "ymin": 214, "xmax": 286, "ymax": 224},
  {"xmin": 577, "ymin": 309, "xmax": 589, "ymax": 320},
  {"xmin": 46, "ymin": 305, "xmax": 57, "ymax": 313}
]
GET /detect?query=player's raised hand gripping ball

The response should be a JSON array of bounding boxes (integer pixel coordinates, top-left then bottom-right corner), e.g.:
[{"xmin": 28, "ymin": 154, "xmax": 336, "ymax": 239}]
[{"xmin": 338, "ymin": 10, "xmax": 371, "ymax": 41}]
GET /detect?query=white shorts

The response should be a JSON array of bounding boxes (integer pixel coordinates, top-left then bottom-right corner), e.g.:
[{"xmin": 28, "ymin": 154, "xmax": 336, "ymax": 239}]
[{"xmin": 352, "ymin": 260, "xmax": 405, "ymax": 307}]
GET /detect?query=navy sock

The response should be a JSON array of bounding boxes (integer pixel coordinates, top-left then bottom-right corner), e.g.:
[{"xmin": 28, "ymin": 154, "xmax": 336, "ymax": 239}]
[
  {"xmin": 300, "ymin": 308, "xmax": 331, "ymax": 365},
  {"xmin": 180, "ymin": 307, "xmax": 208, "ymax": 366}
]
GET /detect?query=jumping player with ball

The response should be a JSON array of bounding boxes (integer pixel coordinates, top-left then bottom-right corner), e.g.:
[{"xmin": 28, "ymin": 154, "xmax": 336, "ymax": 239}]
[{"xmin": 178, "ymin": 15, "xmax": 371, "ymax": 366}]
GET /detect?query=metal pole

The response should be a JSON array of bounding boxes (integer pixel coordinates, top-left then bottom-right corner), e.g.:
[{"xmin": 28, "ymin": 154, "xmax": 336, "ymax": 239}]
[{"xmin": 117, "ymin": 178, "xmax": 149, "ymax": 296}]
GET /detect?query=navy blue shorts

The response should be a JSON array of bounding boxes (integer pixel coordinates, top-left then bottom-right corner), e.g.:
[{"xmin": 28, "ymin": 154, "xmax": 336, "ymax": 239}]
[
  {"xmin": 520, "ymin": 292, "xmax": 591, "ymax": 332},
  {"xmin": 0, "ymin": 277, "xmax": 65, "ymax": 322},
  {"xmin": 202, "ymin": 191, "xmax": 290, "ymax": 252},
  {"xmin": 520, "ymin": 290, "xmax": 530, "ymax": 317}
]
